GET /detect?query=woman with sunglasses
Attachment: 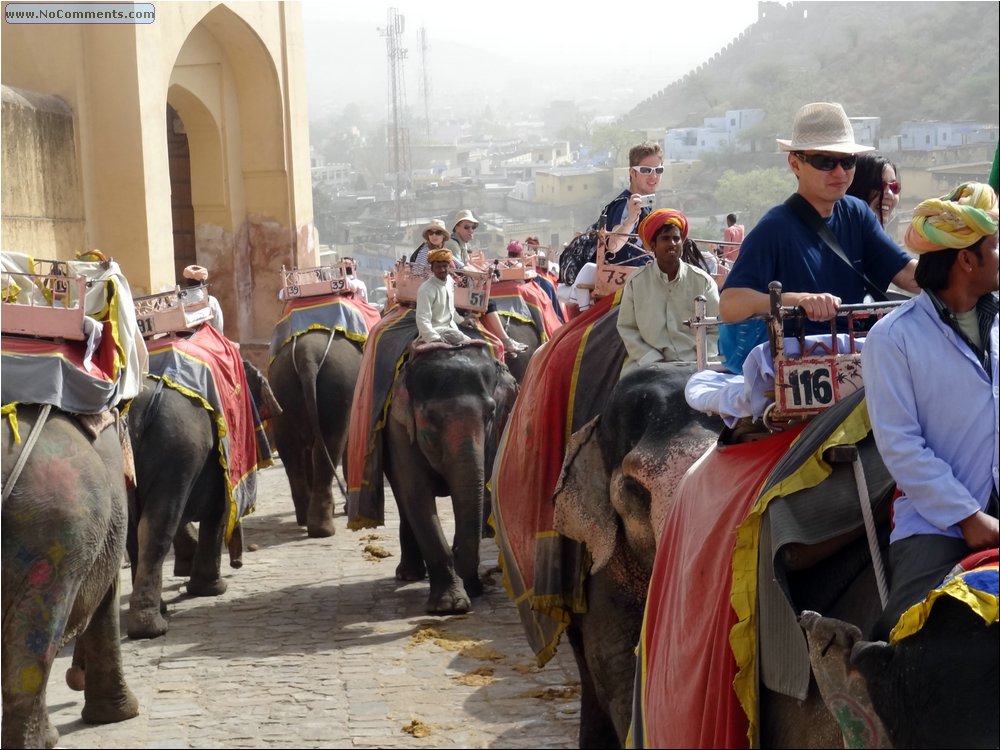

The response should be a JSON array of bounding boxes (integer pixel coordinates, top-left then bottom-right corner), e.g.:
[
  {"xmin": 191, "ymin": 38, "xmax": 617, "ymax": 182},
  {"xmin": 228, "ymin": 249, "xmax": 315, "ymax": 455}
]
[
  {"xmin": 846, "ymin": 152, "xmax": 901, "ymax": 228},
  {"xmin": 560, "ymin": 142, "xmax": 662, "ymax": 311},
  {"xmin": 410, "ymin": 219, "xmax": 450, "ymax": 271}
]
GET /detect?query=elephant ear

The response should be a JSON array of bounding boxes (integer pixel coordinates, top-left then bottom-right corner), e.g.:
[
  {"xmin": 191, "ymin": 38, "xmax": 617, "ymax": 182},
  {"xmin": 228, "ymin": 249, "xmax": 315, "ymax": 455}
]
[
  {"xmin": 553, "ymin": 415, "xmax": 616, "ymax": 573},
  {"xmin": 389, "ymin": 378, "xmax": 415, "ymax": 443}
]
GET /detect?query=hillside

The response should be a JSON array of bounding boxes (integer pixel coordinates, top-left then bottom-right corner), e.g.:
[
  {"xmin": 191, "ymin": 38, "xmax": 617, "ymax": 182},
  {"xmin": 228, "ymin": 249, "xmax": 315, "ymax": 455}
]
[{"xmin": 624, "ymin": 1, "xmax": 1000, "ymax": 136}]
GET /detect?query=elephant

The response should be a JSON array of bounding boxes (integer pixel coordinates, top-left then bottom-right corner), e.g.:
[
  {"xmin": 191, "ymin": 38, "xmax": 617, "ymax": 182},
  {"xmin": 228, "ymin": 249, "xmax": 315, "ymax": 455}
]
[
  {"xmin": 268, "ymin": 330, "xmax": 363, "ymax": 537},
  {"xmin": 501, "ymin": 317, "xmax": 543, "ymax": 384},
  {"xmin": 551, "ymin": 362, "xmax": 723, "ymax": 747},
  {"xmin": 800, "ymin": 598, "xmax": 998, "ymax": 749},
  {"xmin": 2, "ymin": 405, "xmax": 139, "ymax": 748},
  {"xmin": 383, "ymin": 343, "xmax": 518, "ymax": 615},
  {"xmin": 125, "ymin": 360, "xmax": 280, "ymax": 639}
]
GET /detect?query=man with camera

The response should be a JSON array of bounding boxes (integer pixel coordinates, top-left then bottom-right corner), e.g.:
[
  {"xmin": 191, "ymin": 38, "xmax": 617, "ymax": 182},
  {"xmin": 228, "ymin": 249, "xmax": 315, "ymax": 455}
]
[{"xmin": 559, "ymin": 142, "xmax": 662, "ymax": 311}]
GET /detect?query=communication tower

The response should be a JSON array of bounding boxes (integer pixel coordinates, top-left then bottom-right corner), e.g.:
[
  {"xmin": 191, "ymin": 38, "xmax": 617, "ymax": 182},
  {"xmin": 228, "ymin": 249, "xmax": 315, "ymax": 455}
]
[
  {"xmin": 419, "ymin": 26, "xmax": 431, "ymax": 140},
  {"xmin": 378, "ymin": 7, "xmax": 411, "ymax": 226}
]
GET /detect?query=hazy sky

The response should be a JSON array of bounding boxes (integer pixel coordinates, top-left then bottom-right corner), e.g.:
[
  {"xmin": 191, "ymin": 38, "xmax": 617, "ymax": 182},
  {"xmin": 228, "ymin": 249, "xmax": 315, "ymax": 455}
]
[{"xmin": 301, "ymin": 0, "xmax": 764, "ymax": 121}]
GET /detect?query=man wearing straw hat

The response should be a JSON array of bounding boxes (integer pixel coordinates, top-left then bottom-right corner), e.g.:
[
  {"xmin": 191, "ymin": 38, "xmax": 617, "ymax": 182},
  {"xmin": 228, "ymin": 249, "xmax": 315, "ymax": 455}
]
[
  {"xmin": 719, "ymin": 102, "xmax": 920, "ymax": 370},
  {"xmin": 182, "ymin": 264, "xmax": 224, "ymax": 335},
  {"xmin": 862, "ymin": 181, "xmax": 998, "ymax": 640}
]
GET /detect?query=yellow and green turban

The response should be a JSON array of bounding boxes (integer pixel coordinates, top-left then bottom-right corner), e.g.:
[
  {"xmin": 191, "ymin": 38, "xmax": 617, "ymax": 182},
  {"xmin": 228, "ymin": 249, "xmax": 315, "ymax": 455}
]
[{"xmin": 905, "ymin": 182, "xmax": 998, "ymax": 253}]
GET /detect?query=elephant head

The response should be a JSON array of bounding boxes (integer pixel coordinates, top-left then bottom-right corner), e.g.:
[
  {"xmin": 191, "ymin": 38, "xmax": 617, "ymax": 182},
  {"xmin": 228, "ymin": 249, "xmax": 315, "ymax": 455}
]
[
  {"xmin": 242, "ymin": 358, "xmax": 282, "ymax": 421},
  {"xmin": 553, "ymin": 362, "xmax": 722, "ymax": 578},
  {"xmin": 800, "ymin": 599, "xmax": 999, "ymax": 749}
]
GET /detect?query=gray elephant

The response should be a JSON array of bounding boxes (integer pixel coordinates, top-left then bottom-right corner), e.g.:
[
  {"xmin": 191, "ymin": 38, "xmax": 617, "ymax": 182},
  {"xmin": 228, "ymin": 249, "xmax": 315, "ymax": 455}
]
[
  {"xmin": 500, "ymin": 317, "xmax": 543, "ymax": 384},
  {"xmin": 551, "ymin": 362, "xmax": 722, "ymax": 747},
  {"xmin": 2, "ymin": 405, "xmax": 139, "ymax": 748},
  {"xmin": 268, "ymin": 330, "xmax": 362, "ymax": 537},
  {"xmin": 800, "ymin": 597, "xmax": 998, "ymax": 749},
  {"xmin": 125, "ymin": 360, "xmax": 280, "ymax": 639},
  {"xmin": 382, "ymin": 343, "xmax": 518, "ymax": 614}
]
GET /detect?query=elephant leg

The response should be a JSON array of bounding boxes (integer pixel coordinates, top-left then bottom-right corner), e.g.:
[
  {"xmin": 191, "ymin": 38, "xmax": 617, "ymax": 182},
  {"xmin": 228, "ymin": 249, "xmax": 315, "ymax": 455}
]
[
  {"xmin": 127, "ymin": 512, "xmax": 176, "ymax": 638},
  {"xmin": 1, "ymin": 587, "xmax": 66, "ymax": 749},
  {"xmin": 172, "ymin": 521, "xmax": 198, "ymax": 577},
  {"xmin": 228, "ymin": 522, "xmax": 244, "ymax": 569},
  {"xmin": 65, "ymin": 640, "xmax": 86, "ymax": 691},
  {"xmin": 306, "ymin": 441, "xmax": 336, "ymax": 538},
  {"xmin": 185, "ymin": 511, "xmax": 227, "ymax": 597},
  {"xmin": 403, "ymin": 491, "xmax": 470, "ymax": 615},
  {"xmin": 78, "ymin": 577, "xmax": 139, "ymax": 725},
  {"xmin": 284, "ymin": 443, "xmax": 314, "ymax": 527},
  {"xmin": 566, "ymin": 623, "xmax": 619, "ymax": 749},
  {"xmin": 394, "ymin": 509, "xmax": 427, "ymax": 582}
]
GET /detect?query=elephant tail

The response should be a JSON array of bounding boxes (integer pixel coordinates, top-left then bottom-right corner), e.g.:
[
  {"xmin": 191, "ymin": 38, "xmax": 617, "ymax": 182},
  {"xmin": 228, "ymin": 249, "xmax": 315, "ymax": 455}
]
[{"xmin": 295, "ymin": 331, "xmax": 335, "ymax": 474}]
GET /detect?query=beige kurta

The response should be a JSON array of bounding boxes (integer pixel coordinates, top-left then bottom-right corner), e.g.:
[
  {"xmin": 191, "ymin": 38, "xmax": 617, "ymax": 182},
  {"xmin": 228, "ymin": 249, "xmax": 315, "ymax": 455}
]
[
  {"xmin": 415, "ymin": 274, "xmax": 464, "ymax": 343},
  {"xmin": 617, "ymin": 261, "xmax": 720, "ymax": 377}
]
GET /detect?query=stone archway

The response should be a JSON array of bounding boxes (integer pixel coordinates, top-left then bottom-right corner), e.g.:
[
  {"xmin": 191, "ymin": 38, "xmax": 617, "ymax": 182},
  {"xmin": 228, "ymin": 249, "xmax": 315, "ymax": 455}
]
[{"xmin": 165, "ymin": 5, "xmax": 309, "ymax": 344}]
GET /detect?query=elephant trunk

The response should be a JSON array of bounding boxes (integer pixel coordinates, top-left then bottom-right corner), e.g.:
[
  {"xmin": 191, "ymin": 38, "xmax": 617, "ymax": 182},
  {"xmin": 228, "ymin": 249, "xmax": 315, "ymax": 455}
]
[{"xmin": 439, "ymin": 414, "xmax": 487, "ymax": 590}]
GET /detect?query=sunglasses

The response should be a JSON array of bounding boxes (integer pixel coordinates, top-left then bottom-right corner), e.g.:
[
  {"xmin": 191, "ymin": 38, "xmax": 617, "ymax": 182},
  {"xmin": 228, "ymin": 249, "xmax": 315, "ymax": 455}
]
[
  {"xmin": 632, "ymin": 165, "xmax": 665, "ymax": 175},
  {"xmin": 793, "ymin": 152, "xmax": 858, "ymax": 171},
  {"xmin": 459, "ymin": 224, "xmax": 477, "ymax": 231},
  {"xmin": 427, "ymin": 229, "xmax": 446, "ymax": 235},
  {"xmin": 884, "ymin": 180, "xmax": 901, "ymax": 195}
]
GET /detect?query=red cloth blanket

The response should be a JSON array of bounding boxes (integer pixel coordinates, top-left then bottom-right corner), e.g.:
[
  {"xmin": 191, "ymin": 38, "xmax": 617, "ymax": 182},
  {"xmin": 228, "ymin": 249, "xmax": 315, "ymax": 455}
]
[
  {"xmin": 630, "ymin": 425, "xmax": 805, "ymax": 749},
  {"xmin": 491, "ymin": 293, "xmax": 625, "ymax": 665},
  {"xmin": 490, "ymin": 280, "xmax": 563, "ymax": 340},
  {"xmin": 146, "ymin": 325, "xmax": 272, "ymax": 540}
]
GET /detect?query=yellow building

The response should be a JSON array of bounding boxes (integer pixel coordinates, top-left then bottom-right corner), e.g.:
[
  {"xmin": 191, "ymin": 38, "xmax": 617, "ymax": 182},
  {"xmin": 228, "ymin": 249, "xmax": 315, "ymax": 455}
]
[
  {"xmin": 1, "ymin": 1, "xmax": 314, "ymax": 346},
  {"xmin": 535, "ymin": 168, "xmax": 611, "ymax": 207}
]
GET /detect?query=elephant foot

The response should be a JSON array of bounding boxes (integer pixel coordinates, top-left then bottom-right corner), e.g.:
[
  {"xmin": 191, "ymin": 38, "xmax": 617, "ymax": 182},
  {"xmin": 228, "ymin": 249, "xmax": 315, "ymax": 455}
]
[
  {"xmin": 127, "ymin": 608, "xmax": 168, "ymax": 639},
  {"xmin": 295, "ymin": 511, "xmax": 308, "ymax": 526},
  {"xmin": 463, "ymin": 576, "xmax": 484, "ymax": 598},
  {"xmin": 81, "ymin": 688, "xmax": 140, "ymax": 725},
  {"xmin": 306, "ymin": 520, "xmax": 336, "ymax": 538},
  {"xmin": 66, "ymin": 664, "xmax": 86, "ymax": 691},
  {"xmin": 426, "ymin": 582, "xmax": 471, "ymax": 615},
  {"xmin": 186, "ymin": 577, "xmax": 228, "ymax": 597},
  {"xmin": 395, "ymin": 561, "xmax": 427, "ymax": 582}
]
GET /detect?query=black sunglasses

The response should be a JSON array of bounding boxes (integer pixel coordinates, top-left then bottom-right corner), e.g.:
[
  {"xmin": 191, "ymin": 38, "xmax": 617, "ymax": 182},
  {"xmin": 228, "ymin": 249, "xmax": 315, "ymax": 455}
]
[{"xmin": 793, "ymin": 152, "xmax": 858, "ymax": 172}]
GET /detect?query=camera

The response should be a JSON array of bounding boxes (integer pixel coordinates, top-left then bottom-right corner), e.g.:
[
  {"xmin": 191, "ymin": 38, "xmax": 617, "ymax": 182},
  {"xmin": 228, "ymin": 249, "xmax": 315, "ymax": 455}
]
[{"xmin": 639, "ymin": 194, "xmax": 656, "ymax": 208}]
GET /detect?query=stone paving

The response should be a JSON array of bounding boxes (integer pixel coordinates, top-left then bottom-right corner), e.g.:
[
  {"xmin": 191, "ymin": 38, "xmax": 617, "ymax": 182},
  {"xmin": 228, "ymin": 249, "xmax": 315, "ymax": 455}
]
[{"xmin": 46, "ymin": 460, "xmax": 581, "ymax": 748}]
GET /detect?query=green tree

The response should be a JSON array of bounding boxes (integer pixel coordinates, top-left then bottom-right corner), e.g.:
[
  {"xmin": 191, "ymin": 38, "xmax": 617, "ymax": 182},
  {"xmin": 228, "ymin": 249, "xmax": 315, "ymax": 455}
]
[
  {"xmin": 591, "ymin": 123, "xmax": 644, "ymax": 167},
  {"xmin": 714, "ymin": 167, "xmax": 796, "ymax": 228}
]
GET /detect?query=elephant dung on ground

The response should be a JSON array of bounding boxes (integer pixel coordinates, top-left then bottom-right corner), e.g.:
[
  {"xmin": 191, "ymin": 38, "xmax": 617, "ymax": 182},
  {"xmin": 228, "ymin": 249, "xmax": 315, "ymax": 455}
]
[
  {"xmin": 552, "ymin": 362, "xmax": 722, "ymax": 747},
  {"xmin": 2, "ymin": 406, "xmax": 139, "ymax": 748},
  {"xmin": 383, "ymin": 343, "xmax": 518, "ymax": 615},
  {"xmin": 125, "ymin": 360, "xmax": 280, "ymax": 639},
  {"xmin": 269, "ymin": 330, "xmax": 363, "ymax": 537}
]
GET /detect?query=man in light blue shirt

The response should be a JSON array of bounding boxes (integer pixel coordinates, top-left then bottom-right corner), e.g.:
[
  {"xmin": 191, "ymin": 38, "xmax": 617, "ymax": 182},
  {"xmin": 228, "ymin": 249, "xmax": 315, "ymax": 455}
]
[{"xmin": 863, "ymin": 182, "xmax": 999, "ymax": 639}]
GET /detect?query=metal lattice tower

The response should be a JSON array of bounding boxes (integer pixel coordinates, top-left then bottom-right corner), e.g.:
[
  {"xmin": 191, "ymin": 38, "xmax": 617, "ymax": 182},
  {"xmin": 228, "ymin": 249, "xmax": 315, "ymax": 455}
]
[
  {"xmin": 378, "ymin": 7, "xmax": 410, "ymax": 226},
  {"xmin": 419, "ymin": 26, "xmax": 431, "ymax": 140}
]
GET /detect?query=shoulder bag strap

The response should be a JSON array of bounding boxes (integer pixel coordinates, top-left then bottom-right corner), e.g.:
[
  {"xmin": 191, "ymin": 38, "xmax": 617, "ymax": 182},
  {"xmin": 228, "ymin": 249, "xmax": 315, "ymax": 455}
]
[{"xmin": 784, "ymin": 193, "xmax": 888, "ymax": 302}]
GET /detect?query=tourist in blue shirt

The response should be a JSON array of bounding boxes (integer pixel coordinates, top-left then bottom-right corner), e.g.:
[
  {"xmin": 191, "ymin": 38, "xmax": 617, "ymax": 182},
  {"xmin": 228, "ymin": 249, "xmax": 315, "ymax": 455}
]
[
  {"xmin": 864, "ymin": 182, "xmax": 999, "ymax": 640},
  {"xmin": 719, "ymin": 103, "xmax": 918, "ymax": 369}
]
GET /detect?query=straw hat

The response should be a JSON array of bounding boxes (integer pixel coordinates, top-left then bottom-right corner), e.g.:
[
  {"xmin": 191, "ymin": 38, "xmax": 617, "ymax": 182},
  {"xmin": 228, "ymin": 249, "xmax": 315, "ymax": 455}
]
[
  {"xmin": 452, "ymin": 209, "xmax": 479, "ymax": 230},
  {"xmin": 776, "ymin": 102, "xmax": 874, "ymax": 155},
  {"xmin": 421, "ymin": 219, "xmax": 448, "ymax": 242}
]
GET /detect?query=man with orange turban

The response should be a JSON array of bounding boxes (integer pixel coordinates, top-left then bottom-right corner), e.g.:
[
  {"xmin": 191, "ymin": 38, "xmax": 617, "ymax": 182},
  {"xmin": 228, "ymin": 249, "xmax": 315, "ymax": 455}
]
[
  {"xmin": 415, "ymin": 248, "xmax": 469, "ymax": 345},
  {"xmin": 863, "ymin": 181, "xmax": 999, "ymax": 640},
  {"xmin": 616, "ymin": 208, "xmax": 720, "ymax": 377}
]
